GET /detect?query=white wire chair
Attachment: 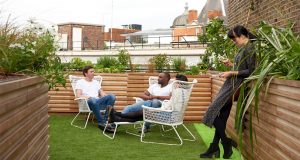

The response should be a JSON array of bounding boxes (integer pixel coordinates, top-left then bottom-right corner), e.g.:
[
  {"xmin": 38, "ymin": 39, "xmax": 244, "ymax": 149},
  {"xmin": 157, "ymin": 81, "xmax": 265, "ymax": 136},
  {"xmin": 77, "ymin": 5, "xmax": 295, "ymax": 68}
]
[
  {"xmin": 69, "ymin": 75, "xmax": 103, "ymax": 129},
  {"xmin": 103, "ymin": 76, "xmax": 174, "ymax": 139},
  {"xmin": 140, "ymin": 79, "xmax": 197, "ymax": 145}
]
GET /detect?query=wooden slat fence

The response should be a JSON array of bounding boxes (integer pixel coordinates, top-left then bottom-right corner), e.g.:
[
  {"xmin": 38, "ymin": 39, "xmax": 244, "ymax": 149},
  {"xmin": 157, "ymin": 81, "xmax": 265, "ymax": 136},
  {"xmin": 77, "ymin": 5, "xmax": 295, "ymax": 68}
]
[{"xmin": 48, "ymin": 72, "xmax": 212, "ymax": 121}]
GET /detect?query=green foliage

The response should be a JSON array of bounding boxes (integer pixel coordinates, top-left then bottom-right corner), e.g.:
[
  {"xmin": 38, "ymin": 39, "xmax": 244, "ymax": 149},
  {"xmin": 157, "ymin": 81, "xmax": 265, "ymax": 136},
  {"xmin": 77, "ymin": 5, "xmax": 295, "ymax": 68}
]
[
  {"xmin": 235, "ymin": 22, "xmax": 300, "ymax": 153},
  {"xmin": 95, "ymin": 65, "xmax": 125, "ymax": 73},
  {"xmin": 200, "ymin": 18, "xmax": 237, "ymax": 71},
  {"xmin": 69, "ymin": 58, "xmax": 94, "ymax": 70},
  {"xmin": 172, "ymin": 57, "xmax": 186, "ymax": 72},
  {"xmin": 69, "ymin": 58, "xmax": 86, "ymax": 70},
  {"xmin": 197, "ymin": 62, "xmax": 209, "ymax": 70},
  {"xmin": 0, "ymin": 19, "xmax": 66, "ymax": 89},
  {"xmin": 152, "ymin": 53, "xmax": 171, "ymax": 72},
  {"xmin": 198, "ymin": 34, "xmax": 207, "ymax": 44},
  {"xmin": 96, "ymin": 56, "xmax": 118, "ymax": 68},
  {"xmin": 185, "ymin": 66, "xmax": 200, "ymax": 75},
  {"xmin": 117, "ymin": 49, "xmax": 131, "ymax": 68}
]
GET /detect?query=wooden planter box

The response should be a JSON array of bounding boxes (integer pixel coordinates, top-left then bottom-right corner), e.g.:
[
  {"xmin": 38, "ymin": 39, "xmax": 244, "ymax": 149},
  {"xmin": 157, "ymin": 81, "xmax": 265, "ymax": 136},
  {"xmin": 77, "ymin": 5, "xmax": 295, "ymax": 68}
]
[
  {"xmin": 0, "ymin": 76, "xmax": 49, "ymax": 160},
  {"xmin": 211, "ymin": 76, "xmax": 300, "ymax": 160},
  {"xmin": 48, "ymin": 72, "xmax": 212, "ymax": 121}
]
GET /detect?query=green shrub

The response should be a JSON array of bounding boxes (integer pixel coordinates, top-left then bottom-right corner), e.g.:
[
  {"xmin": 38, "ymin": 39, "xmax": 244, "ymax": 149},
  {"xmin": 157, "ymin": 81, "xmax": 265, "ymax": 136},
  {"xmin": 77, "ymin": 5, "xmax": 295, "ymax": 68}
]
[
  {"xmin": 69, "ymin": 58, "xmax": 86, "ymax": 70},
  {"xmin": 96, "ymin": 56, "xmax": 118, "ymax": 68},
  {"xmin": 200, "ymin": 18, "xmax": 237, "ymax": 71},
  {"xmin": 117, "ymin": 49, "xmax": 131, "ymax": 67},
  {"xmin": 152, "ymin": 53, "xmax": 170, "ymax": 72},
  {"xmin": 0, "ymin": 19, "xmax": 66, "ymax": 89},
  {"xmin": 185, "ymin": 66, "xmax": 200, "ymax": 75},
  {"xmin": 172, "ymin": 57, "xmax": 186, "ymax": 72}
]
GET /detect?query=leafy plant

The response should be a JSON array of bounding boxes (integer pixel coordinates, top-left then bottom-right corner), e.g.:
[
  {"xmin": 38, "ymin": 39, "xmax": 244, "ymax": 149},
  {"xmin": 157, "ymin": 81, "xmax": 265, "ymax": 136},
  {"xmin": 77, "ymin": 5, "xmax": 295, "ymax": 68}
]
[
  {"xmin": 0, "ymin": 18, "xmax": 66, "ymax": 89},
  {"xmin": 96, "ymin": 56, "xmax": 118, "ymax": 68},
  {"xmin": 200, "ymin": 18, "xmax": 237, "ymax": 71},
  {"xmin": 69, "ymin": 57, "xmax": 87, "ymax": 70},
  {"xmin": 172, "ymin": 57, "xmax": 186, "ymax": 72},
  {"xmin": 152, "ymin": 53, "xmax": 170, "ymax": 72},
  {"xmin": 117, "ymin": 49, "xmax": 131, "ymax": 68},
  {"xmin": 185, "ymin": 66, "xmax": 200, "ymax": 75},
  {"xmin": 235, "ymin": 21, "xmax": 300, "ymax": 153}
]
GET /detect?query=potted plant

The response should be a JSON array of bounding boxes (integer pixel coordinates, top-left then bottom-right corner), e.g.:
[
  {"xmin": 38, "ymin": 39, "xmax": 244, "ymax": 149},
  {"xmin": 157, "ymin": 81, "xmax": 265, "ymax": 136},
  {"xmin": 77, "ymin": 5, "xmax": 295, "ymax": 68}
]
[
  {"xmin": 235, "ymin": 22, "xmax": 300, "ymax": 154},
  {"xmin": 0, "ymin": 18, "xmax": 66, "ymax": 159}
]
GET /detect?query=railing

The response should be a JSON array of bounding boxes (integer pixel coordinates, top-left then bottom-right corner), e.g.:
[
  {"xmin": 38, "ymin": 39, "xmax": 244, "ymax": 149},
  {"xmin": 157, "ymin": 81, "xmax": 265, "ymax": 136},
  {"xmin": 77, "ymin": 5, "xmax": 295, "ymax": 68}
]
[{"xmin": 58, "ymin": 35, "xmax": 208, "ymax": 51}]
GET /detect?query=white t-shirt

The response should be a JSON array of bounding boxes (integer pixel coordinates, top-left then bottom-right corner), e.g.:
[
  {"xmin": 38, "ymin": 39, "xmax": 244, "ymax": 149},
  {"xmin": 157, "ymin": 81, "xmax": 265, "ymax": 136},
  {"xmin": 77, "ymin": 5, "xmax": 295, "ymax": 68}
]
[
  {"xmin": 147, "ymin": 83, "xmax": 172, "ymax": 96},
  {"xmin": 75, "ymin": 79, "xmax": 101, "ymax": 97}
]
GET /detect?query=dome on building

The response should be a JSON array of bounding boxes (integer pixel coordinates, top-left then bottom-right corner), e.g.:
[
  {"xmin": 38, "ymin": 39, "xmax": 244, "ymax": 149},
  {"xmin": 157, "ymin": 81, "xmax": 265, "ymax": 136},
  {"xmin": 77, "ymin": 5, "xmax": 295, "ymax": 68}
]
[
  {"xmin": 172, "ymin": 15, "xmax": 188, "ymax": 27},
  {"xmin": 171, "ymin": 3, "xmax": 189, "ymax": 27}
]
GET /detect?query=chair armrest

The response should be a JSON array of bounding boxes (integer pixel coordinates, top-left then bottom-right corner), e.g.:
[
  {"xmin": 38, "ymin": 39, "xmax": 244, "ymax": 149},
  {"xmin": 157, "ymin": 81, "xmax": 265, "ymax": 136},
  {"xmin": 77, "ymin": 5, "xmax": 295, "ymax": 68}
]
[
  {"xmin": 133, "ymin": 97, "xmax": 143, "ymax": 103},
  {"xmin": 74, "ymin": 97, "xmax": 87, "ymax": 101},
  {"xmin": 142, "ymin": 105, "xmax": 173, "ymax": 112},
  {"xmin": 161, "ymin": 100, "xmax": 170, "ymax": 106}
]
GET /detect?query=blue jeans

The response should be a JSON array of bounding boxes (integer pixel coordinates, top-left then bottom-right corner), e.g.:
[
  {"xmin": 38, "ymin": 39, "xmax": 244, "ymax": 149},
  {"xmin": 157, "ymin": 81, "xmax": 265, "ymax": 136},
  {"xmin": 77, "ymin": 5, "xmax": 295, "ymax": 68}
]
[
  {"xmin": 122, "ymin": 99, "xmax": 162, "ymax": 129},
  {"xmin": 87, "ymin": 94, "xmax": 116, "ymax": 125}
]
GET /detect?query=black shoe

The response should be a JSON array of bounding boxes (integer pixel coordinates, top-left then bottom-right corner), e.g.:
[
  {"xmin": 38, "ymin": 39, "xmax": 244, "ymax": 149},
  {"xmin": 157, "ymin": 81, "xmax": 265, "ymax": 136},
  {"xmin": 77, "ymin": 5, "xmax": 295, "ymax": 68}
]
[
  {"xmin": 98, "ymin": 124, "xmax": 115, "ymax": 133},
  {"xmin": 200, "ymin": 142, "xmax": 220, "ymax": 158},
  {"xmin": 222, "ymin": 138, "xmax": 234, "ymax": 159},
  {"xmin": 229, "ymin": 138, "xmax": 238, "ymax": 148}
]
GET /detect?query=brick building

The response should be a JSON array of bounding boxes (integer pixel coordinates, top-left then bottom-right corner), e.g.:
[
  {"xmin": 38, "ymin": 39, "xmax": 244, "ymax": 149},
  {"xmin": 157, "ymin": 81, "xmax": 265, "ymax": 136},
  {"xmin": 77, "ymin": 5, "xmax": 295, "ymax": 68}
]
[
  {"xmin": 57, "ymin": 22, "xmax": 105, "ymax": 50},
  {"xmin": 227, "ymin": 0, "xmax": 300, "ymax": 34},
  {"xmin": 171, "ymin": 1, "xmax": 227, "ymax": 43},
  {"xmin": 104, "ymin": 28, "xmax": 139, "ymax": 43},
  {"xmin": 171, "ymin": 3, "xmax": 202, "ymax": 42}
]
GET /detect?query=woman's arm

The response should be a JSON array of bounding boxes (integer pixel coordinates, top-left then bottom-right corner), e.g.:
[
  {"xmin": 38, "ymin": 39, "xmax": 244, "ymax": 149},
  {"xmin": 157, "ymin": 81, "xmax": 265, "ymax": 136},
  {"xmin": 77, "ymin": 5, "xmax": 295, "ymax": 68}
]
[{"xmin": 220, "ymin": 46, "xmax": 256, "ymax": 78}]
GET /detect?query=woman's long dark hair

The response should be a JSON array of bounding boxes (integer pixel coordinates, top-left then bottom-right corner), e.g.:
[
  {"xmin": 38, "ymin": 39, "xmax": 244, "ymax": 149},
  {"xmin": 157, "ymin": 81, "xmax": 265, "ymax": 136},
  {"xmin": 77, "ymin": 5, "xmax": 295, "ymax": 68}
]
[{"xmin": 228, "ymin": 25, "xmax": 256, "ymax": 41}]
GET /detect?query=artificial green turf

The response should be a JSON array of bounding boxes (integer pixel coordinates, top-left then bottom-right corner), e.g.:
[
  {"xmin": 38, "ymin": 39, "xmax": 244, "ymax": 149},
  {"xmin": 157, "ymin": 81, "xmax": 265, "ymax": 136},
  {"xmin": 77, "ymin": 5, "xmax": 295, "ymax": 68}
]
[{"xmin": 49, "ymin": 115, "xmax": 242, "ymax": 160}]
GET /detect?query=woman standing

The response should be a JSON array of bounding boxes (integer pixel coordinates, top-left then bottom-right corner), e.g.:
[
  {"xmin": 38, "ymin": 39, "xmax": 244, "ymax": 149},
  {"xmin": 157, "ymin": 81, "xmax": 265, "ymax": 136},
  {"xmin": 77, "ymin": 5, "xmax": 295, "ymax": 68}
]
[{"xmin": 200, "ymin": 25, "xmax": 257, "ymax": 159}]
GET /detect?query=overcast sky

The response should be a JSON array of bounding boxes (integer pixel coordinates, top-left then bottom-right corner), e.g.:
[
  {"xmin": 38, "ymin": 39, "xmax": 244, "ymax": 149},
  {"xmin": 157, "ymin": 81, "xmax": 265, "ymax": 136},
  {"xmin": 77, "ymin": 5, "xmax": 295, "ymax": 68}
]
[{"xmin": 1, "ymin": 0, "xmax": 207, "ymax": 30}]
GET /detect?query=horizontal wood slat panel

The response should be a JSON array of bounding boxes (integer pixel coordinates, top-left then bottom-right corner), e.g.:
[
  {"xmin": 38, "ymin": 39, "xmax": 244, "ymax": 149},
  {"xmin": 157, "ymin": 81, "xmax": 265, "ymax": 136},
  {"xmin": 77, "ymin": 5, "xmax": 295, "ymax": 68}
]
[
  {"xmin": 0, "ymin": 77, "xmax": 49, "ymax": 160},
  {"xmin": 49, "ymin": 72, "xmax": 212, "ymax": 122}
]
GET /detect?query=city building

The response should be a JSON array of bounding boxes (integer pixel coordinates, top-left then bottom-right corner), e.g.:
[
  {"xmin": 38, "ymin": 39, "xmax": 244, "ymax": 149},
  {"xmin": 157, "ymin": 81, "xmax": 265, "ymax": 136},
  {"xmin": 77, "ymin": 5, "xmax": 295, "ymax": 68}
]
[{"xmin": 57, "ymin": 22, "xmax": 105, "ymax": 50}]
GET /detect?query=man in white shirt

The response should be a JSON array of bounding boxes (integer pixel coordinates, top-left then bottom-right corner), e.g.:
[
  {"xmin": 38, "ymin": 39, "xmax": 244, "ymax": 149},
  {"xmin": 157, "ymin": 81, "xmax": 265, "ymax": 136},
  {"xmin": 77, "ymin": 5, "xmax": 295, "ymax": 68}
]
[
  {"xmin": 108, "ymin": 72, "xmax": 172, "ymax": 132},
  {"xmin": 123, "ymin": 72, "xmax": 172, "ymax": 113},
  {"xmin": 75, "ymin": 66, "xmax": 116, "ymax": 132}
]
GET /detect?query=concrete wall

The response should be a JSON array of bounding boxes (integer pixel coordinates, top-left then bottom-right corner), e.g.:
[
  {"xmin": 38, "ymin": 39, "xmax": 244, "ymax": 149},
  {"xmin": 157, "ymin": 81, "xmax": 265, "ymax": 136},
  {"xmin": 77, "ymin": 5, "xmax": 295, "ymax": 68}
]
[{"xmin": 56, "ymin": 48, "xmax": 206, "ymax": 66}]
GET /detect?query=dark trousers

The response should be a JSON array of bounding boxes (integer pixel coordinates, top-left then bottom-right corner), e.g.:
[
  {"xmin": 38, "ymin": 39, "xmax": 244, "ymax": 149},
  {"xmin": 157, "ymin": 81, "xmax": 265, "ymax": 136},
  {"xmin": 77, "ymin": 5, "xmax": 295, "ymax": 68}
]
[{"xmin": 212, "ymin": 98, "xmax": 233, "ymax": 143}]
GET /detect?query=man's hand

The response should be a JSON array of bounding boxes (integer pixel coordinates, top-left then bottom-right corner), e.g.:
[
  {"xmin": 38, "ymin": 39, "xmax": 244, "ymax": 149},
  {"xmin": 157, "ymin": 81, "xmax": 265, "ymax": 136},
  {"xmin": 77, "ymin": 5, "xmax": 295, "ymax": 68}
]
[
  {"xmin": 79, "ymin": 96, "xmax": 91, "ymax": 99},
  {"xmin": 149, "ymin": 95, "xmax": 158, "ymax": 100}
]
